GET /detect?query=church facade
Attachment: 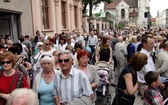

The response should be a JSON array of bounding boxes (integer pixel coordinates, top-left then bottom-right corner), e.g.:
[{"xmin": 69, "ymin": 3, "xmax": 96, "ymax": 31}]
[{"xmin": 104, "ymin": 0, "xmax": 150, "ymax": 28}]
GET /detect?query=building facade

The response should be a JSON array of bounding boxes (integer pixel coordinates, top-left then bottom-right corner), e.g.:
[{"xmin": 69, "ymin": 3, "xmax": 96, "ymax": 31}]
[
  {"xmin": 0, "ymin": 0, "xmax": 33, "ymax": 42},
  {"xmin": 104, "ymin": 0, "xmax": 150, "ymax": 28},
  {"xmin": 31, "ymin": 0, "xmax": 82, "ymax": 36}
]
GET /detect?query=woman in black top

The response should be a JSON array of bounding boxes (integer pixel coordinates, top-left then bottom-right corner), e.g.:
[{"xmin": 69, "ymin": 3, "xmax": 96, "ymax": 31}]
[
  {"xmin": 112, "ymin": 52, "xmax": 148, "ymax": 105},
  {"xmin": 95, "ymin": 35, "xmax": 112, "ymax": 65}
]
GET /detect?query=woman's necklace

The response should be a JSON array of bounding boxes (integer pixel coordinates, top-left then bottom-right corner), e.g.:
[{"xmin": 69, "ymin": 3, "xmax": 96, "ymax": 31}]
[{"xmin": 43, "ymin": 72, "xmax": 52, "ymax": 84}]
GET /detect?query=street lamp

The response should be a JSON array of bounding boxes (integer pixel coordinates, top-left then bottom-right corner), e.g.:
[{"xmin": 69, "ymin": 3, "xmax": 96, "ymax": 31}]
[{"xmin": 4, "ymin": 0, "xmax": 10, "ymax": 2}]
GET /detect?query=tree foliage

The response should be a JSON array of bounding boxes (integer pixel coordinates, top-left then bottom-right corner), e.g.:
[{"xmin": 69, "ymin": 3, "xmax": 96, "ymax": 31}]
[{"xmin": 82, "ymin": 0, "xmax": 113, "ymax": 16}]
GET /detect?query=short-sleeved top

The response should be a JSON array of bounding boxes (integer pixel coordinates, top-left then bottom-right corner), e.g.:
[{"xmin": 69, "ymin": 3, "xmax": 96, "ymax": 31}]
[
  {"xmin": 99, "ymin": 48, "xmax": 110, "ymax": 62},
  {"xmin": 0, "ymin": 70, "xmax": 29, "ymax": 94},
  {"xmin": 117, "ymin": 65, "xmax": 137, "ymax": 90},
  {"xmin": 52, "ymin": 67, "xmax": 93, "ymax": 103}
]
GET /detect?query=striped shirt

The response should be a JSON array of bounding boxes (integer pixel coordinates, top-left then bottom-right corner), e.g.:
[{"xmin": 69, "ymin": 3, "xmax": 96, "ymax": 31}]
[{"xmin": 52, "ymin": 67, "xmax": 93, "ymax": 103}]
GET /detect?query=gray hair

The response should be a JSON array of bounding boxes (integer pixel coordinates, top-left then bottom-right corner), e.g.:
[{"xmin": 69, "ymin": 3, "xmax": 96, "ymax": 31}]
[
  {"xmin": 58, "ymin": 50, "xmax": 74, "ymax": 59},
  {"xmin": 6, "ymin": 88, "xmax": 39, "ymax": 105},
  {"xmin": 40, "ymin": 53, "xmax": 55, "ymax": 66}
]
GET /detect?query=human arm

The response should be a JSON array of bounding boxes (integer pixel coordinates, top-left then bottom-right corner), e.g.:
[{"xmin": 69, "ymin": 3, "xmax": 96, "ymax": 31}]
[
  {"xmin": 91, "ymin": 67, "xmax": 99, "ymax": 90},
  {"xmin": 0, "ymin": 93, "xmax": 10, "ymax": 100},
  {"xmin": 156, "ymin": 57, "xmax": 168, "ymax": 75},
  {"xmin": 124, "ymin": 73, "xmax": 139, "ymax": 95},
  {"xmin": 122, "ymin": 44, "xmax": 128, "ymax": 56},
  {"xmin": 82, "ymin": 74, "xmax": 93, "ymax": 99},
  {"xmin": 108, "ymin": 47, "xmax": 112, "ymax": 65},
  {"xmin": 95, "ymin": 47, "xmax": 100, "ymax": 63}
]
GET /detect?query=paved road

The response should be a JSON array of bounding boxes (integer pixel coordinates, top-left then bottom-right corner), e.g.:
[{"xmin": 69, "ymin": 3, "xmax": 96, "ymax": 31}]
[{"xmin": 95, "ymin": 86, "xmax": 143, "ymax": 105}]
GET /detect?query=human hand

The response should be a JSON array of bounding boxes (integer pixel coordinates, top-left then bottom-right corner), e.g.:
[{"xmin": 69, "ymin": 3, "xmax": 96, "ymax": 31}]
[
  {"xmin": 25, "ymin": 62, "xmax": 32, "ymax": 71},
  {"xmin": 159, "ymin": 83, "xmax": 165, "ymax": 89},
  {"xmin": 0, "ymin": 93, "xmax": 10, "ymax": 100},
  {"xmin": 90, "ymin": 94, "xmax": 94, "ymax": 100}
]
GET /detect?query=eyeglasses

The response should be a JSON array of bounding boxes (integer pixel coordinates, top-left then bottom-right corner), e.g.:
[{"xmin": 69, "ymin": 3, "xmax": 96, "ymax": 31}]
[
  {"xmin": 1, "ymin": 61, "xmax": 12, "ymax": 65},
  {"xmin": 58, "ymin": 59, "xmax": 71, "ymax": 63},
  {"xmin": 41, "ymin": 54, "xmax": 52, "ymax": 59},
  {"xmin": 45, "ymin": 43, "xmax": 50, "ymax": 45}
]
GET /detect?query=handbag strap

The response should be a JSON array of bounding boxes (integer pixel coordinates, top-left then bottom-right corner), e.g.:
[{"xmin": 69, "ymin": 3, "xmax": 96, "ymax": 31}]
[{"xmin": 8, "ymin": 71, "xmax": 19, "ymax": 93}]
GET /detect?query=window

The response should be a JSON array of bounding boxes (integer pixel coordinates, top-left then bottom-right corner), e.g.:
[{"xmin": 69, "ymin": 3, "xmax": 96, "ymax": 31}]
[
  {"xmin": 74, "ymin": 6, "xmax": 78, "ymax": 28},
  {"xmin": 61, "ymin": 1, "xmax": 66, "ymax": 29},
  {"xmin": 42, "ymin": 0, "xmax": 49, "ymax": 29},
  {"xmin": 121, "ymin": 9, "xmax": 125, "ymax": 19}
]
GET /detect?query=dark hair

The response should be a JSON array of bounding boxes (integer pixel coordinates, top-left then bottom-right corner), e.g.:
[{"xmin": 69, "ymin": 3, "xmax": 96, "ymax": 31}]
[
  {"xmin": 8, "ymin": 45, "xmax": 22, "ymax": 55},
  {"xmin": 5, "ymin": 34, "xmax": 10, "ymax": 40},
  {"xmin": 25, "ymin": 35, "xmax": 30, "ymax": 39},
  {"xmin": 36, "ymin": 30, "xmax": 40, "ymax": 35},
  {"xmin": 128, "ymin": 52, "xmax": 147, "ymax": 71},
  {"xmin": 19, "ymin": 38, "xmax": 24, "ymax": 43},
  {"xmin": 141, "ymin": 35, "xmax": 153, "ymax": 45},
  {"xmin": 145, "ymin": 71, "xmax": 159, "ymax": 85},
  {"xmin": 74, "ymin": 41, "xmax": 83, "ymax": 51}
]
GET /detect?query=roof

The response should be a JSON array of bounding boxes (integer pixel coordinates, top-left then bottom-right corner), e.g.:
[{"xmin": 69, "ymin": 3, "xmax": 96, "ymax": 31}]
[{"xmin": 105, "ymin": 0, "xmax": 138, "ymax": 10}]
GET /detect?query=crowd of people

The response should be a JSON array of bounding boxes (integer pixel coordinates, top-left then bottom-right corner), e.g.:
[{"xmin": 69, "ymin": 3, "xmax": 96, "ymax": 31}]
[{"xmin": 0, "ymin": 27, "xmax": 168, "ymax": 105}]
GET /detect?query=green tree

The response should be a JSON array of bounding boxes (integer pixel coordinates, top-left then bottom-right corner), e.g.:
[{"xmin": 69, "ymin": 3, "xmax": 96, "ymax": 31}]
[
  {"xmin": 82, "ymin": 0, "xmax": 113, "ymax": 16},
  {"xmin": 94, "ymin": 9, "xmax": 102, "ymax": 17}
]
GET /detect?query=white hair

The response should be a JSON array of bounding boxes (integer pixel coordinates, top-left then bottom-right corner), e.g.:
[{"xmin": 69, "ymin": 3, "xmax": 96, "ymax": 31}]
[
  {"xmin": 40, "ymin": 53, "xmax": 55, "ymax": 66},
  {"xmin": 6, "ymin": 88, "xmax": 39, "ymax": 105}
]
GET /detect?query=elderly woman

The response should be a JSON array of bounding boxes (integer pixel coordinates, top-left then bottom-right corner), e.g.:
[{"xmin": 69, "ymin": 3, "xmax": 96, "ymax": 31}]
[
  {"xmin": 0, "ymin": 52, "xmax": 29, "ymax": 105},
  {"xmin": 112, "ymin": 52, "xmax": 148, "ymax": 105},
  {"xmin": 76, "ymin": 50, "xmax": 99, "ymax": 104},
  {"xmin": 33, "ymin": 53, "xmax": 56, "ymax": 105},
  {"xmin": 43, "ymin": 40, "xmax": 55, "ymax": 54}
]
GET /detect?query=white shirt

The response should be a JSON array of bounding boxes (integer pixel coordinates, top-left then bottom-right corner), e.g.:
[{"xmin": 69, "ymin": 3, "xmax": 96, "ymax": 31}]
[
  {"xmin": 87, "ymin": 35, "xmax": 98, "ymax": 46},
  {"xmin": 53, "ymin": 67, "xmax": 93, "ymax": 102},
  {"xmin": 137, "ymin": 48, "xmax": 156, "ymax": 83}
]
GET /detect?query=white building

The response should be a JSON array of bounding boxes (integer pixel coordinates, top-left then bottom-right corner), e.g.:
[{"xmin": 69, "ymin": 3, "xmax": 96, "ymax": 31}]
[
  {"xmin": 156, "ymin": 10, "xmax": 167, "ymax": 28},
  {"xmin": 104, "ymin": 0, "xmax": 150, "ymax": 28}
]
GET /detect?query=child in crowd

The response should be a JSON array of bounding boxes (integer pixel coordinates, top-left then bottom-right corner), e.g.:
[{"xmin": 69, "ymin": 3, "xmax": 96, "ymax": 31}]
[
  {"xmin": 98, "ymin": 69, "xmax": 110, "ymax": 96},
  {"xmin": 143, "ymin": 71, "xmax": 164, "ymax": 105}
]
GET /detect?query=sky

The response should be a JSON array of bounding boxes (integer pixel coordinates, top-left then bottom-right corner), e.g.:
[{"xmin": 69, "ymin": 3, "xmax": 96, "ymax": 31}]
[
  {"xmin": 150, "ymin": 0, "xmax": 168, "ymax": 17},
  {"xmin": 95, "ymin": 0, "xmax": 168, "ymax": 17}
]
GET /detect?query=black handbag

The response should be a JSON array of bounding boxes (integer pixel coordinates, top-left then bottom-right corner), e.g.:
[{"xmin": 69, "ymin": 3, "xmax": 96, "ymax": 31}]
[{"xmin": 116, "ymin": 88, "xmax": 135, "ymax": 105}]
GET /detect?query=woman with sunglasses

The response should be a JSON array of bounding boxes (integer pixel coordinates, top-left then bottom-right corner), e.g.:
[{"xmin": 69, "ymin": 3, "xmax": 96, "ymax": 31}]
[
  {"xmin": 43, "ymin": 40, "xmax": 55, "ymax": 54},
  {"xmin": 75, "ymin": 50, "xmax": 99, "ymax": 104},
  {"xmin": 0, "ymin": 52, "xmax": 29, "ymax": 105},
  {"xmin": 33, "ymin": 54, "xmax": 56, "ymax": 105}
]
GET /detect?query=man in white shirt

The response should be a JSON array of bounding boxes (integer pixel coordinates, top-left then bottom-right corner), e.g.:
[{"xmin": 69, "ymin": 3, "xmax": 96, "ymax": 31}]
[
  {"xmin": 87, "ymin": 30, "xmax": 98, "ymax": 55},
  {"xmin": 137, "ymin": 35, "xmax": 155, "ymax": 97},
  {"xmin": 75, "ymin": 31, "xmax": 85, "ymax": 47}
]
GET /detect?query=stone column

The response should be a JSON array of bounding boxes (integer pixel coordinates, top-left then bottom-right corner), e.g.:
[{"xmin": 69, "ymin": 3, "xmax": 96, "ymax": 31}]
[{"xmin": 54, "ymin": 0, "xmax": 61, "ymax": 33}]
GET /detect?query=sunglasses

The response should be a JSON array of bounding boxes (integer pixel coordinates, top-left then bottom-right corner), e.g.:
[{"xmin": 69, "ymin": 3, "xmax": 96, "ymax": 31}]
[
  {"xmin": 1, "ymin": 61, "xmax": 12, "ymax": 65},
  {"xmin": 45, "ymin": 43, "xmax": 51, "ymax": 45},
  {"xmin": 58, "ymin": 59, "xmax": 71, "ymax": 63},
  {"xmin": 41, "ymin": 54, "xmax": 52, "ymax": 59}
]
